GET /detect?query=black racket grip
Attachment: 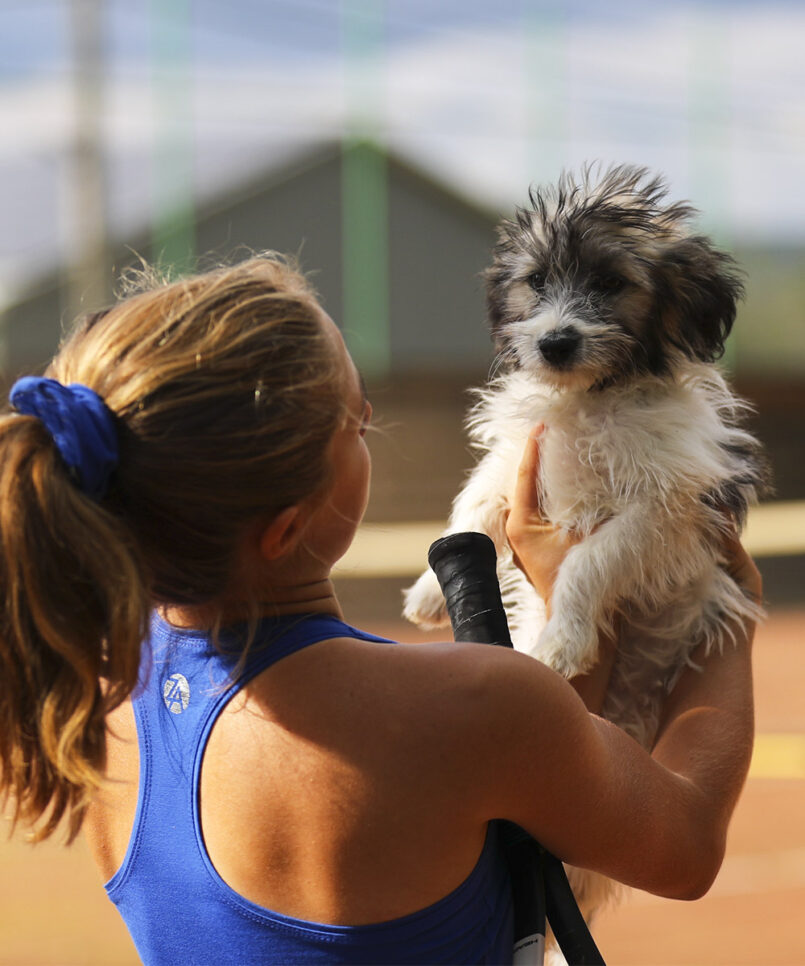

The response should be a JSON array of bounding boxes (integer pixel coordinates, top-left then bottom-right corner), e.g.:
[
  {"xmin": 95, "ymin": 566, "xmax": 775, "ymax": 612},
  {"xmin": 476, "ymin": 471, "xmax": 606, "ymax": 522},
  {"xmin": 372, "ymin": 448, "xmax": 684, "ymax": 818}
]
[
  {"xmin": 427, "ymin": 532, "xmax": 512, "ymax": 649},
  {"xmin": 427, "ymin": 531, "xmax": 606, "ymax": 966},
  {"xmin": 543, "ymin": 852, "xmax": 606, "ymax": 965}
]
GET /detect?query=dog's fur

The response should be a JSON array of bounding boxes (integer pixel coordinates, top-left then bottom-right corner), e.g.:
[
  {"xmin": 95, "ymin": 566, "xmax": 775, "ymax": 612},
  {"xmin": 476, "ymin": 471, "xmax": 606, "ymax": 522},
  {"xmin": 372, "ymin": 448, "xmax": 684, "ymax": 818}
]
[{"xmin": 403, "ymin": 164, "xmax": 767, "ymax": 949}]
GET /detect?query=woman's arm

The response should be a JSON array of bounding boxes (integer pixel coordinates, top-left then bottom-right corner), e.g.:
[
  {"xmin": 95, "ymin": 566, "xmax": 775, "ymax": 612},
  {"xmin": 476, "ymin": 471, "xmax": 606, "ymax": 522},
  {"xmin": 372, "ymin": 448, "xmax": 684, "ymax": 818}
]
[
  {"xmin": 454, "ymin": 579, "xmax": 754, "ymax": 900},
  {"xmin": 649, "ymin": 532, "xmax": 758, "ymax": 850},
  {"xmin": 479, "ymin": 425, "xmax": 758, "ymax": 897}
]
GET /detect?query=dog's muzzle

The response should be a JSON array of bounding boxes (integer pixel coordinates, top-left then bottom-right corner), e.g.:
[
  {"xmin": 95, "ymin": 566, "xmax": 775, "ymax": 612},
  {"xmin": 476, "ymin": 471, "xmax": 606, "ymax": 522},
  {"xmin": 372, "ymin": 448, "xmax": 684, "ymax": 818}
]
[{"xmin": 538, "ymin": 328, "xmax": 581, "ymax": 368}]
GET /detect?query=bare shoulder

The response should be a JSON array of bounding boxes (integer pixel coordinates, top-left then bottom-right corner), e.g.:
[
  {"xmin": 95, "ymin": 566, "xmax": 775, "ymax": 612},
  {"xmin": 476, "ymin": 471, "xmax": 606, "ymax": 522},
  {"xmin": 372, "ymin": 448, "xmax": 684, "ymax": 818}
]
[
  {"xmin": 251, "ymin": 632, "xmax": 570, "ymax": 735},
  {"xmin": 246, "ymin": 634, "xmax": 587, "ymax": 806},
  {"xmin": 223, "ymin": 634, "xmax": 572, "ymax": 800},
  {"xmin": 202, "ymin": 636, "xmax": 552, "ymax": 921}
]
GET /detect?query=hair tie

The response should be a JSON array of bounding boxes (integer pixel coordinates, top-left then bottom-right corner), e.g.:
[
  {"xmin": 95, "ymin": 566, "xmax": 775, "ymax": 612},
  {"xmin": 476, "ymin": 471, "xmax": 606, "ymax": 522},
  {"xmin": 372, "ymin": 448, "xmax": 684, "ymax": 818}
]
[{"xmin": 9, "ymin": 377, "xmax": 119, "ymax": 500}]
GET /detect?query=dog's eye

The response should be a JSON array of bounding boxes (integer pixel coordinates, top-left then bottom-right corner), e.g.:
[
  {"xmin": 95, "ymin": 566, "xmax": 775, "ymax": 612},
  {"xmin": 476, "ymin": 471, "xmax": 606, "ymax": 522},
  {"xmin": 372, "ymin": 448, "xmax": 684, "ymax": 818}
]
[
  {"xmin": 592, "ymin": 274, "xmax": 626, "ymax": 294},
  {"xmin": 528, "ymin": 272, "xmax": 546, "ymax": 294}
]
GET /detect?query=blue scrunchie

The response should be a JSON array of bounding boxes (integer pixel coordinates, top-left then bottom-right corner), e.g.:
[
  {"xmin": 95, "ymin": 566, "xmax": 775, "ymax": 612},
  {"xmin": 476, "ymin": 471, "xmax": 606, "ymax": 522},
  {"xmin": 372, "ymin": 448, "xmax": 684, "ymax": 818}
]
[{"xmin": 9, "ymin": 376, "xmax": 119, "ymax": 500}]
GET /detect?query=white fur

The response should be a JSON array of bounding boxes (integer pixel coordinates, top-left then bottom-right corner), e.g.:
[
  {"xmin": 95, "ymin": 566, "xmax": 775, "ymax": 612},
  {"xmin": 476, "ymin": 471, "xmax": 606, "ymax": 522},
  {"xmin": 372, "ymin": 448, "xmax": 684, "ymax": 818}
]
[{"xmin": 405, "ymin": 360, "xmax": 762, "ymax": 743}]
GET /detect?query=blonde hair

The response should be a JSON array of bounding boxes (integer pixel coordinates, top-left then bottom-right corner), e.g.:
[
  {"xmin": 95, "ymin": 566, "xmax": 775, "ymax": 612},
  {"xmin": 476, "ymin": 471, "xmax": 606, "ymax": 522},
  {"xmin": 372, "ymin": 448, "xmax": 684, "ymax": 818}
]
[{"xmin": 0, "ymin": 254, "xmax": 344, "ymax": 841}]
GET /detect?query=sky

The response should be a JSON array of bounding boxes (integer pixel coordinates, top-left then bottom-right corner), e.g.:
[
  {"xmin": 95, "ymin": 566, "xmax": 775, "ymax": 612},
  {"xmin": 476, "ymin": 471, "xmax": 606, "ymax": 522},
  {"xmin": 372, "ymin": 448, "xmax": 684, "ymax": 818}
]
[
  {"xmin": 2, "ymin": 0, "xmax": 789, "ymax": 72},
  {"xmin": 1, "ymin": 0, "xmax": 803, "ymax": 302}
]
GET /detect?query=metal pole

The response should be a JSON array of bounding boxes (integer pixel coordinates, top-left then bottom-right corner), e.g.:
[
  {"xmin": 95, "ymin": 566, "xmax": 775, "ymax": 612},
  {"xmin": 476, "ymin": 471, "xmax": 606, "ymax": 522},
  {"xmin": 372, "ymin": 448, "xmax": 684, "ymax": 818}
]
[
  {"xmin": 687, "ymin": 7, "xmax": 736, "ymax": 370},
  {"xmin": 150, "ymin": 0, "xmax": 195, "ymax": 277},
  {"xmin": 524, "ymin": 0, "xmax": 567, "ymax": 187},
  {"xmin": 341, "ymin": 0, "xmax": 390, "ymax": 379},
  {"xmin": 67, "ymin": 0, "xmax": 109, "ymax": 322}
]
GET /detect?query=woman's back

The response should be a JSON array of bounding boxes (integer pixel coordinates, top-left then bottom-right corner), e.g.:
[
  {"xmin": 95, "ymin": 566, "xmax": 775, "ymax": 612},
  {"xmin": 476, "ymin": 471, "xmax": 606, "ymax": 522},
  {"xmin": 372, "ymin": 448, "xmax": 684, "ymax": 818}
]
[{"xmin": 85, "ymin": 613, "xmax": 515, "ymax": 964}]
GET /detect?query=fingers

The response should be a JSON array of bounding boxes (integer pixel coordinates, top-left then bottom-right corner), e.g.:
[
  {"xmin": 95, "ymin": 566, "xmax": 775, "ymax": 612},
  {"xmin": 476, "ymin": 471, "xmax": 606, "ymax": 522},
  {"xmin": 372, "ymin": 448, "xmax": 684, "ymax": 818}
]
[
  {"xmin": 512, "ymin": 424, "xmax": 546, "ymax": 521},
  {"xmin": 506, "ymin": 425, "xmax": 586, "ymax": 605},
  {"xmin": 713, "ymin": 509, "xmax": 763, "ymax": 603},
  {"xmin": 724, "ymin": 534, "xmax": 763, "ymax": 603}
]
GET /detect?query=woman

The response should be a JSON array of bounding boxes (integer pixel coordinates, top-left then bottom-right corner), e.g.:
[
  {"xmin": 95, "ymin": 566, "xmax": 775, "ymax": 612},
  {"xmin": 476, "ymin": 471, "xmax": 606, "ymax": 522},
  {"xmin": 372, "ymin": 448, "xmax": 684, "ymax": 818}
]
[{"xmin": 0, "ymin": 255, "xmax": 758, "ymax": 964}]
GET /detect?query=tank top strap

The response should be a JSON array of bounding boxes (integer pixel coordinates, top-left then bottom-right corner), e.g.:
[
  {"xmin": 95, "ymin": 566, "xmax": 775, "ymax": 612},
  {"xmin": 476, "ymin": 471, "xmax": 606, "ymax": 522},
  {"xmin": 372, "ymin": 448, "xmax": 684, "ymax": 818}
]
[
  {"xmin": 108, "ymin": 615, "xmax": 516, "ymax": 964},
  {"xmin": 109, "ymin": 614, "xmax": 395, "ymax": 897},
  {"xmin": 138, "ymin": 611, "xmax": 394, "ymax": 734},
  {"xmin": 237, "ymin": 614, "xmax": 395, "ymax": 683}
]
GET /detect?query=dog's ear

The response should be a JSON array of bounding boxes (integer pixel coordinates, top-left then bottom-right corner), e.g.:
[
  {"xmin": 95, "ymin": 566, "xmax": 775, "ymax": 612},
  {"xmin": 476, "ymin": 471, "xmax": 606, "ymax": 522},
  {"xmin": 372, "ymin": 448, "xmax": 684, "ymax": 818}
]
[
  {"xmin": 484, "ymin": 258, "xmax": 509, "ymax": 351},
  {"xmin": 654, "ymin": 236, "xmax": 745, "ymax": 362},
  {"xmin": 484, "ymin": 223, "xmax": 524, "ymax": 353}
]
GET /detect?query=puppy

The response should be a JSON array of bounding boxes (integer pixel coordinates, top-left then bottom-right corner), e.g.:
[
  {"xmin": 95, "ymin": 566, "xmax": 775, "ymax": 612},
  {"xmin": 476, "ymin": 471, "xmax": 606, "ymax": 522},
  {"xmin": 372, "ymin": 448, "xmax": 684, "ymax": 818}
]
[{"xmin": 404, "ymin": 164, "xmax": 766, "ymax": 947}]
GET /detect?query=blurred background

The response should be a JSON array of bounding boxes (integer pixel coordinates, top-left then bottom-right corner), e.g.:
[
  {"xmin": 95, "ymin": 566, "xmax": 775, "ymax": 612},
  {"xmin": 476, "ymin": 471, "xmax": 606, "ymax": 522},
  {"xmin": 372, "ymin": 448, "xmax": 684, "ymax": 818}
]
[{"xmin": 0, "ymin": 1, "xmax": 803, "ymax": 963}]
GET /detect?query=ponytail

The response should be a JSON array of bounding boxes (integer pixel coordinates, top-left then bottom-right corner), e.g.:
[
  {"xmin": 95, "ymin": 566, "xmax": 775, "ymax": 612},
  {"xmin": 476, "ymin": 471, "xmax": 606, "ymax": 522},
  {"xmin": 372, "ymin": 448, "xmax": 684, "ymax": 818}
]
[
  {"xmin": 0, "ymin": 414, "xmax": 149, "ymax": 841},
  {"xmin": 0, "ymin": 253, "xmax": 344, "ymax": 840}
]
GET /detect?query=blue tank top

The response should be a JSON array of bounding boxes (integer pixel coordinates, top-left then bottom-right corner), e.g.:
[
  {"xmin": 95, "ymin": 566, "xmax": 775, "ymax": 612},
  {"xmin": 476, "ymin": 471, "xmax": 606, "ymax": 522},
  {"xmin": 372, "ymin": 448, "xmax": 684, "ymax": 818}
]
[{"xmin": 105, "ymin": 612, "xmax": 514, "ymax": 965}]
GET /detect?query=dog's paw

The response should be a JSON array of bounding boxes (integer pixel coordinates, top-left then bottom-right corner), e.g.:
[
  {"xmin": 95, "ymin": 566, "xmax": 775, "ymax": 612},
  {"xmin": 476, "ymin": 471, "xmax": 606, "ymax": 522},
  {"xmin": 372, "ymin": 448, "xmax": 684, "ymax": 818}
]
[
  {"xmin": 533, "ymin": 615, "xmax": 599, "ymax": 678},
  {"xmin": 402, "ymin": 569, "xmax": 449, "ymax": 628}
]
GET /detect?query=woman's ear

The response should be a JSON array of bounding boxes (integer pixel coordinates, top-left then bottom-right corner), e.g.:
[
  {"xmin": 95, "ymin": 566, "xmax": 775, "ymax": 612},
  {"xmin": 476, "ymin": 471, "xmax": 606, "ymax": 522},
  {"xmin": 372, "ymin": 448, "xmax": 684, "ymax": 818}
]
[{"xmin": 258, "ymin": 505, "xmax": 307, "ymax": 561}]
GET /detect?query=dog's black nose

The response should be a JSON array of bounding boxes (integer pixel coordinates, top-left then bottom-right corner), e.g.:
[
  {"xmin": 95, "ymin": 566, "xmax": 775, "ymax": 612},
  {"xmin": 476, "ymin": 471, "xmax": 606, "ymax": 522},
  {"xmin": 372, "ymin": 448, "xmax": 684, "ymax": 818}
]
[{"xmin": 538, "ymin": 329, "xmax": 580, "ymax": 366}]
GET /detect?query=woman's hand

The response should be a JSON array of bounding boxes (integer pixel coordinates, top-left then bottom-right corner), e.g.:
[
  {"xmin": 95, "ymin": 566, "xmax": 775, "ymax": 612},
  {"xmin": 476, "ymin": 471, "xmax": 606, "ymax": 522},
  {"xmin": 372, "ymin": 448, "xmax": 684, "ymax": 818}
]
[
  {"xmin": 505, "ymin": 426, "xmax": 582, "ymax": 611},
  {"xmin": 722, "ymin": 523, "xmax": 763, "ymax": 604},
  {"xmin": 505, "ymin": 426, "xmax": 615, "ymax": 711}
]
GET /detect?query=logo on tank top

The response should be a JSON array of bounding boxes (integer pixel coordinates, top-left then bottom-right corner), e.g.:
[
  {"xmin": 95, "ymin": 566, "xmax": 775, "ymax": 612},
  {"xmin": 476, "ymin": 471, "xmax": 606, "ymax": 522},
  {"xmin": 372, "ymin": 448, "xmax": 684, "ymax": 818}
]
[{"xmin": 163, "ymin": 673, "xmax": 190, "ymax": 714}]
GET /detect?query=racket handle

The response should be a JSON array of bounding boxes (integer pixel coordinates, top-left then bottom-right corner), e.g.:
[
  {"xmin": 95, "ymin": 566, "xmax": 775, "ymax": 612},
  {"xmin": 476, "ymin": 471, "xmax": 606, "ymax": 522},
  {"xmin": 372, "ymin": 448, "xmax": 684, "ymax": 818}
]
[
  {"xmin": 426, "ymin": 530, "xmax": 606, "ymax": 966},
  {"xmin": 427, "ymin": 532, "xmax": 512, "ymax": 649}
]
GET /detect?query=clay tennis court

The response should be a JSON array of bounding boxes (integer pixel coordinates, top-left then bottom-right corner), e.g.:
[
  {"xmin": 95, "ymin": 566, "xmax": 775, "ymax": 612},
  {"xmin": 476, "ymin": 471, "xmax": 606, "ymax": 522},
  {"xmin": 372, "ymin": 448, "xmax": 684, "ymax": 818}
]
[{"xmin": 1, "ymin": 605, "xmax": 803, "ymax": 966}]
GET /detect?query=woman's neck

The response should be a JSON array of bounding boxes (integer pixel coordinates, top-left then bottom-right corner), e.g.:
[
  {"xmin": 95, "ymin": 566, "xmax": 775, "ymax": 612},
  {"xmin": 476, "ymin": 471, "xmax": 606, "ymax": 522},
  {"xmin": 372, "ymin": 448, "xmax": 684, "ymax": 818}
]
[{"xmin": 160, "ymin": 577, "xmax": 343, "ymax": 631}]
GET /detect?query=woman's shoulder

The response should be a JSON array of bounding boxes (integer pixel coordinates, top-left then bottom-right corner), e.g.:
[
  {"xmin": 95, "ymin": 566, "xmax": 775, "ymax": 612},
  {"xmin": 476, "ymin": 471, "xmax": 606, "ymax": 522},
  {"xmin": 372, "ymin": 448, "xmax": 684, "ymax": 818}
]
[
  {"xmin": 247, "ymin": 628, "xmax": 553, "ymax": 708},
  {"xmin": 236, "ymin": 631, "xmax": 570, "ymax": 784}
]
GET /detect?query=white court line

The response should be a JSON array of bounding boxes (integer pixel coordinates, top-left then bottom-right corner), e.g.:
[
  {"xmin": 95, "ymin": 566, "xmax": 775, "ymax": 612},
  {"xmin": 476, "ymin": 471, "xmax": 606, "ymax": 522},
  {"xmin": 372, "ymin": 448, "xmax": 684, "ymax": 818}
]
[
  {"xmin": 333, "ymin": 521, "xmax": 442, "ymax": 578},
  {"xmin": 750, "ymin": 733, "xmax": 805, "ymax": 780},
  {"xmin": 333, "ymin": 502, "xmax": 805, "ymax": 579},
  {"xmin": 743, "ymin": 500, "xmax": 805, "ymax": 557},
  {"xmin": 606, "ymin": 732, "xmax": 805, "ymax": 906},
  {"xmin": 626, "ymin": 845, "xmax": 805, "ymax": 904}
]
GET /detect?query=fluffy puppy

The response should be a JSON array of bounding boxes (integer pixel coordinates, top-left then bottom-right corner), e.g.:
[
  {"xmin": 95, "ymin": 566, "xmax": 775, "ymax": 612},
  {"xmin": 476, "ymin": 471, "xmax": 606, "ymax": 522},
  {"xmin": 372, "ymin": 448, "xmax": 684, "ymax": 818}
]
[{"xmin": 404, "ymin": 164, "xmax": 767, "ymax": 944}]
